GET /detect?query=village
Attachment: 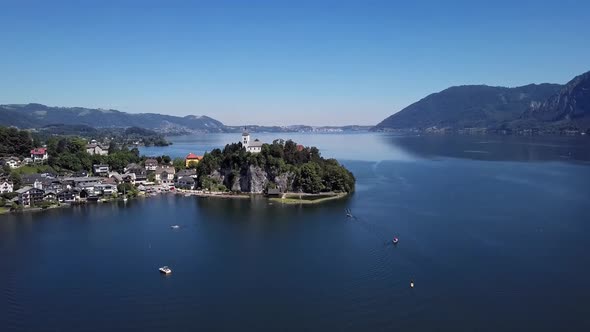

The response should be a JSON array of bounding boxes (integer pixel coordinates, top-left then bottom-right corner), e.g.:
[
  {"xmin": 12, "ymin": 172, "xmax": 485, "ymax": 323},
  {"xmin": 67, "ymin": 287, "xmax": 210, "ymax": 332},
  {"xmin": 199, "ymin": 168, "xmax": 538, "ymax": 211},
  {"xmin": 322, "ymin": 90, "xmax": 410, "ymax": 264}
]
[{"xmin": 0, "ymin": 131, "xmax": 277, "ymax": 211}]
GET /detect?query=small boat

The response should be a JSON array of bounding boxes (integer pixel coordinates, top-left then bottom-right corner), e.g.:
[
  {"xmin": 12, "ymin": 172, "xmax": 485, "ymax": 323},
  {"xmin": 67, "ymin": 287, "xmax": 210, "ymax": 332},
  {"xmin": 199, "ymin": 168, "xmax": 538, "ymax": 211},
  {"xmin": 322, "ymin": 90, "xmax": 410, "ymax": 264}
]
[
  {"xmin": 392, "ymin": 237, "xmax": 399, "ymax": 245},
  {"xmin": 159, "ymin": 266, "xmax": 172, "ymax": 274},
  {"xmin": 170, "ymin": 225, "xmax": 180, "ymax": 229},
  {"xmin": 123, "ymin": 196, "xmax": 128, "ymax": 202},
  {"xmin": 345, "ymin": 208, "xmax": 353, "ymax": 218},
  {"xmin": 410, "ymin": 280, "xmax": 414, "ymax": 288}
]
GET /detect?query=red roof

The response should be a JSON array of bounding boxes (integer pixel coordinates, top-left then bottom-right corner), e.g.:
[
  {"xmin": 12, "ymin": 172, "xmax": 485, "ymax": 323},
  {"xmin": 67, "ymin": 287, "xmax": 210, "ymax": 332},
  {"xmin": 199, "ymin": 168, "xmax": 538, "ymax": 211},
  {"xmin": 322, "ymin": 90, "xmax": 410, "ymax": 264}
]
[
  {"xmin": 31, "ymin": 148, "xmax": 47, "ymax": 155},
  {"xmin": 185, "ymin": 153, "xmax": 203, "ymax": 160}
]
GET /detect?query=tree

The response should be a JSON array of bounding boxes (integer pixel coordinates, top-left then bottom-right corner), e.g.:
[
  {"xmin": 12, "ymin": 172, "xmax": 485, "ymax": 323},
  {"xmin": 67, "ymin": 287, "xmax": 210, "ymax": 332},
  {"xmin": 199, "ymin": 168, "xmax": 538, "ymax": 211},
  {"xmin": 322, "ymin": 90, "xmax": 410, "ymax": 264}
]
[
  {"xmin": 296, "ymin": 162, "xmax": 324, "ymax": 194},
  {"xmin": 10, "ymin": 172, "xmax": 22, "ymax": 190},
  {"xmin": 173, "ymin": 158, "xmax": 186, "ymax": 171},
  {"xmin": 161, "ymin": 155, "xmax": 171, "ymax": 164}
]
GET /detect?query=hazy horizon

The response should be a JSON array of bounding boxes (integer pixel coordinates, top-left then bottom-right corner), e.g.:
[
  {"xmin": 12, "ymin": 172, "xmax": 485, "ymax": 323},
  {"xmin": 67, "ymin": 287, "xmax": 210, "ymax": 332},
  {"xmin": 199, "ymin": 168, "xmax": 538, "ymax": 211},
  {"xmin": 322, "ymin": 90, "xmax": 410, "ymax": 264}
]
[{"xmin": 1, "ymin": 1, "xmax": 589, "ymax": 126}]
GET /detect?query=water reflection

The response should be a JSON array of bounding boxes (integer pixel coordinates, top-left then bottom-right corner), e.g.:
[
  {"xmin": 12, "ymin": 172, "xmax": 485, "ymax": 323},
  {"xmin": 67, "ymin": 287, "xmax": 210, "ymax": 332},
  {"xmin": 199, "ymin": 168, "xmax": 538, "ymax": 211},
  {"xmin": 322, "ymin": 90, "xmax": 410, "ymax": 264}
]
[{"xmin": 381, "ymin": 134, "xmax": 590, "ymax": 162}]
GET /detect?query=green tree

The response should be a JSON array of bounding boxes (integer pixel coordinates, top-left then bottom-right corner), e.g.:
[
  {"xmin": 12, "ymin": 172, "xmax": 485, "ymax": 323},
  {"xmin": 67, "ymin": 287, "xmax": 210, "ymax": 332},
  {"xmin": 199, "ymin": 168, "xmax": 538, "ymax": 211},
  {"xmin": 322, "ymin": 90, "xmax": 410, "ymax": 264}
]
[
  {"xmin": 10, "ymin": 172, "xmax": 22, "ymax": 190},
  {"xmin": 172, "ymin": 158, "xmax": 186, "ymax": 171}
]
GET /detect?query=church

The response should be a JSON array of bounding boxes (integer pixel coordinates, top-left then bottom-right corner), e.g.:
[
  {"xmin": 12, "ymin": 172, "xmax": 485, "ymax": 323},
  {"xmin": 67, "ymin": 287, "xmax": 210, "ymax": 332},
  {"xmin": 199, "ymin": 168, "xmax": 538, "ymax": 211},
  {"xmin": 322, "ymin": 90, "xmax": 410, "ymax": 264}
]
[{"xmin": 241, "ymin": 129, "xmax": 263, "ymax": 153}]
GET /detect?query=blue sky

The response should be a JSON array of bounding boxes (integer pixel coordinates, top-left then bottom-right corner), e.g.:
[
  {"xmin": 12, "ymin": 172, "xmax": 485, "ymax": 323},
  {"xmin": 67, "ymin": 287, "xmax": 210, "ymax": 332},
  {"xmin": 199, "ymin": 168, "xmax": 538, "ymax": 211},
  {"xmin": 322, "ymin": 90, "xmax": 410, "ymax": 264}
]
[{"xmin": 1, "ymin": 0, "xmax": 588, "ymax": 126}]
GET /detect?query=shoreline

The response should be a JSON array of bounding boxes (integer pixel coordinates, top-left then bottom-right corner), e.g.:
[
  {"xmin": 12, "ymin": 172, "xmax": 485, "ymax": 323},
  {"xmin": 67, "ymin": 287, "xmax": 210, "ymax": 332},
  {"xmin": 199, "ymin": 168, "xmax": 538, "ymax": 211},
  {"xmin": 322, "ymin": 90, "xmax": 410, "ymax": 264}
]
[{"xmin": 1, "ymin": 189, "xmax": 350, "ymax": 216}]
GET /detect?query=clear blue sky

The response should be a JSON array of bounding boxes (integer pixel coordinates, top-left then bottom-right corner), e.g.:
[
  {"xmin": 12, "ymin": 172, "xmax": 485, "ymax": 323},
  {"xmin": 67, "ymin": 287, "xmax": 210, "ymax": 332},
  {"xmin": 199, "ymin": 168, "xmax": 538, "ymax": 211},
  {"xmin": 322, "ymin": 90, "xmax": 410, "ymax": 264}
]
[{"xmin": 1, "ymin": 0, "xmax": 588, "ymax": 126}]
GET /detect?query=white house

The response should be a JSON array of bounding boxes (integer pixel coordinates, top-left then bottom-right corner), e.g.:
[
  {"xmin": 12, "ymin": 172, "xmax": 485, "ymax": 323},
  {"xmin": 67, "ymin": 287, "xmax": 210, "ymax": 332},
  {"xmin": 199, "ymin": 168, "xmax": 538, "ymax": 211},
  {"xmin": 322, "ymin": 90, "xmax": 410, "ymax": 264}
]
[
  {"xmin": 93, "ymin": 164, "xmax": 110, "ymax": 176},
  {"xmin": 0, "ymin": 180, "xmax": 13, "ymax": 193},
  {"xmin": 154, "ymin": 166, "xmax": 175, "ymax": 184},
  {"xmin": 86, "ymin": 141, "xmax": 109, "ymax": 156},
  {"xmin": 145, "ymin": 159, "xmax": 158, "ymax": 171},
  {"xmin": 242, "ymin": 129, "xmax": 263, "ymax": 153},
  {"xmin": 3, "ymin": 157, "xmax": 20, "ymax": 169},
  {"xmin": 30, "ymin": 148, "xmax": 48, "ymax": 163}
]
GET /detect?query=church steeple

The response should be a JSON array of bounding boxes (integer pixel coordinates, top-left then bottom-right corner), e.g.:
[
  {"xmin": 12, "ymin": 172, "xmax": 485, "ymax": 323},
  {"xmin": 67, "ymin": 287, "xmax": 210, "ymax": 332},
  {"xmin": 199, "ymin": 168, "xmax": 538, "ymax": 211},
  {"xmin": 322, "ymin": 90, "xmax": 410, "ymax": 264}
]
[{"xmin": 242, "ymin": 127, "xmax": 250, "ymax": 148}]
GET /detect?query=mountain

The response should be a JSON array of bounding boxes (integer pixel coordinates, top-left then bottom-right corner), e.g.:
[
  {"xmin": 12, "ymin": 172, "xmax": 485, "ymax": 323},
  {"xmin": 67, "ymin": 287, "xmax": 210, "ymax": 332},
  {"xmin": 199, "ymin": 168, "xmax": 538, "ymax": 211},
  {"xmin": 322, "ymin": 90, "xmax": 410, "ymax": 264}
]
[
  {"xmin": 0, "ymin": 103, "xmax": 225, "ymax": 133},
  {"xmin": 518, "ymin": 71, "xmax": 590, "ymax": 129},
  {"xmin": 373, "ymin": 83, "xmax": 562, "ymax": 131}
]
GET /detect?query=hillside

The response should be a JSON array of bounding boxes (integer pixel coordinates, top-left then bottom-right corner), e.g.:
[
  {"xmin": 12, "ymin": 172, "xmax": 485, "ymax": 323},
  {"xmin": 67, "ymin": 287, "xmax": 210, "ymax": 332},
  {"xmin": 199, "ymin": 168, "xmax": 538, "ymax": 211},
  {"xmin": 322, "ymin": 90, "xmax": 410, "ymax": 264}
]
[
  {"xmin": 373, "ymin": 83, "xmax": 561, "ymax": 130},
  {"xmin": 517, "ymin": 71, "xmax": 590, "ymax": 129},
  {"xmin": 0, "ymin": 103, "xmax": 225, "ymax": 133}
]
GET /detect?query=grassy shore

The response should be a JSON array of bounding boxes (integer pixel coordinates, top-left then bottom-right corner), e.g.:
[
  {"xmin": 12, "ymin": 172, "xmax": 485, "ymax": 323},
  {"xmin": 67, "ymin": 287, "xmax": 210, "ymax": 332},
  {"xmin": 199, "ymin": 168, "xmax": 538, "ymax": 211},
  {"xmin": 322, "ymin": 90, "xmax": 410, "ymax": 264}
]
[{"xmin": 269, "ymin": 192, "xmax": 348, "ymax": 205}]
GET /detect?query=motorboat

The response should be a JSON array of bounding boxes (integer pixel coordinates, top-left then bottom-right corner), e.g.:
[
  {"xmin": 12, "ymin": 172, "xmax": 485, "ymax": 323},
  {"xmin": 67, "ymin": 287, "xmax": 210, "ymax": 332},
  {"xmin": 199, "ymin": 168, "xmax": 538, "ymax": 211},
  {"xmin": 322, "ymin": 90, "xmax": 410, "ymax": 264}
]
[
  {"xmin": 159, "ymin": 266, "xmax": 172, "ymax": 274},
  {"xmin": 170, "ymin": 225, "xmax": 180, "ymax": 229},
  {"xmin": 393, "ymin": 237, "xmax": 399, "ymax": 245}
]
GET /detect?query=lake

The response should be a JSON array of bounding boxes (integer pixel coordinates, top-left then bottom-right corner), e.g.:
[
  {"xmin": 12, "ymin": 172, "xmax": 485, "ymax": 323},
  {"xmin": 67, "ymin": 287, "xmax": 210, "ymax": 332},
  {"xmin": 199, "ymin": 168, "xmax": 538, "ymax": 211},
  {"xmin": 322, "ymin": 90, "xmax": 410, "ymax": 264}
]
[{"xmin": 1, "ymin": 133, "xmax": 589, "ymax": 331}]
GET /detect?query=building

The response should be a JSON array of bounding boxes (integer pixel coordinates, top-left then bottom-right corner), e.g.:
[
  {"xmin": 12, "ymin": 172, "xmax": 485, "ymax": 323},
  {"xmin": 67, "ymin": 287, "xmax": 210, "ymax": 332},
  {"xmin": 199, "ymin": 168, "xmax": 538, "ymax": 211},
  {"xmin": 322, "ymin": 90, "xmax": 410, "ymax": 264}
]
[
  {"xmin": 21, "ymin": 174, "xmax": 50, "ymax": 190},
  {"xmin": 266, "ymin": 188, "xmax": 283, "ymax": 197},
  {"xmin": 43, "ymin": 191, "xmax": 57, "ymax": 202},
  {"xmin": 57, "ymin": 189, "xmax": 78, "ymax": 203},
  {"xmin": 0, "ymin": 180, "xmax": 13, "ymax": 193},
  {"xmin": 177, "ymin": 169, "xmax": 197, "ymax": 179},
  {"xmin": 16, "ymin": 186, "xmax": 45, "ymax": 207},
  {"xmin": 93, "ymin": 164, "xmax": 110, "ymax": 176},
  {"xmin": 86, "ymin": 141, "xmax": 109, "ymax": 156},
  {"xmin": 241, "ymin": 129, "xmax": 263, "ymax": 153},
  {"xmin": 94, "ymin": 184, "xmax": 116, "ymax": 196},
  {"xmin": 176, "ymin": 176, "xmax": 195, "ymax": 189},
  {"xmin": 145, "ymin": 159, "xmax": 158, "ymax": 171},
  {"xmin": 185, "ymin": 153, "xmax": 203, "ymax": 167},
  {"xmin": 2, "ymin": 156, "xmax": 20, "ymax": 169},
  {"xmin": 30, "ymin": 148, "xmax": 48, "ymax": 162},
  {"xmin": 154, "ymin": 166, "xmax": 176, "ymax": 184}
]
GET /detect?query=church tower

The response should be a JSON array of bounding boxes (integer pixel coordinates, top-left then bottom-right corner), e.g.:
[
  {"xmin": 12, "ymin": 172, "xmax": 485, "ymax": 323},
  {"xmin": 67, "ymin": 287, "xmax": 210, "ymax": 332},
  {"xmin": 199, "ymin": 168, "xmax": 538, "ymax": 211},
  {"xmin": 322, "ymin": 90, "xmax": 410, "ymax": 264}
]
[{"xmin": 242, "ymin": 127, "xmax": 250, "ymax": 149}]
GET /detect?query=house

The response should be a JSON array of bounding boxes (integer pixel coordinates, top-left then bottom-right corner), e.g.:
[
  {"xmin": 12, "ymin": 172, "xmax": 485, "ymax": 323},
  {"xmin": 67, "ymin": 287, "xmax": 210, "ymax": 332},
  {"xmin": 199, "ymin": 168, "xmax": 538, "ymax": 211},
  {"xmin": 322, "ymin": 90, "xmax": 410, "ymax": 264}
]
[
  {"xmin": 154, "ymin": 166, "xmax": 176, "ymax": 184},
  {"xmin": 124, "ymin": 163, "xmax": 141, "ymax": 173},
  {"xmin": 30, "ymin": 148, "xmax": 48, "ymax": 162},
  {"xmin": 57, "ymin": 189, "xmax": 78, "ymax": 203},
  {"xmin": 93, "ymin": 164, "xmax": 110, "ymax": 176},
  {"xmin": 122, "ymin": 173, "xmax": 136, "ymax": 185},
  {"xmin": 2, "ymin": 156, "xmax": 20, "ymax": 169},
  {"xmin": 22, "ymin": 157, "xmax": 33, "ymax": 165},
  {"xmin": 125, "ymin": 168, "xmax": 146, "ymax": 182},
  {"xmin": 43, "ymin": 190, "xmax": 57, "ymax": 202},
  {"xmin": 86, "ymin": 141, "xmax": 109, "ymax": 156},
  {"xmin": 16, "ymin": 186, "xmax": 44, "ymax": 207},
  {"xmin": 108, "ymin": 172, "xmax": 123, "ymax": 183},
  {"xmin": 177, "ymin": 169, "xmax": 197, "ymax": 179},
  {"xmin": 144, "ymin": 159, "xmax": 158, "ymax": 171},
  {"xmin": 185, "ymin": 153, "xmax": 203, "ymax": 167},
  {"xmin": 60, "ymin": 176, "xmax": 103, "ymax": 188},
  {"xmin": 73, "ymin": 170, "xmax": 89, "ymax": 178},
  {"xmin": 176, "ymin": 176, "xmax": 195, "ymax": 189},
  {"xmin": 241, "ymin": 129, "xmax": 263, "ymax": 153},
  {"xmin": 0, "ymin": 180, "xmax": 13, "ymax": 193},
  {"xmin": 21, "ymin": 174, "xmax": 47, "ymax": 190},
  {"xmin": 94, "ymin": 184, "xmax": 116, "ymax": 196}
]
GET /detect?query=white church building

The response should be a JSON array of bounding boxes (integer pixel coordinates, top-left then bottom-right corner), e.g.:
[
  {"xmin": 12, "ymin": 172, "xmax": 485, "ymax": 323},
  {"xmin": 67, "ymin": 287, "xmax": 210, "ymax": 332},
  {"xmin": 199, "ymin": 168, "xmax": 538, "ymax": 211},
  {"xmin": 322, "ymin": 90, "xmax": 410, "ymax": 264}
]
[{"xmin": 242, "ymin": 129, "xmax": 263, "ymax": 153}]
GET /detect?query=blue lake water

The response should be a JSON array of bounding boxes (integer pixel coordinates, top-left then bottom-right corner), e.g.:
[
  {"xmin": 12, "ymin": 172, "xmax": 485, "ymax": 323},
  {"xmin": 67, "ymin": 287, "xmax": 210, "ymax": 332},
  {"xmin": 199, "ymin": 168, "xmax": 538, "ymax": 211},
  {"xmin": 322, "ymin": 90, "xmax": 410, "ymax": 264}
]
[{"xmin": 1, "ymin": 133, "xmax": 590, "ymax": 331}]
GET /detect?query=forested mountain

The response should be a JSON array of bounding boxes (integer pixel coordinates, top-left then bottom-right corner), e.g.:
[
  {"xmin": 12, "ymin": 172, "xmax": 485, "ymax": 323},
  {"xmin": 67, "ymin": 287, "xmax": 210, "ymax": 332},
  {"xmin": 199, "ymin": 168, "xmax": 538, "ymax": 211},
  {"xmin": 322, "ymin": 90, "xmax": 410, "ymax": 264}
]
[
  {"xmin": 0, "ymin": 103, "xmax": 225, "ymax": 133},
  {"xmin": 373, "ymin": 83, "xmax": 561, "ymax": 130}
]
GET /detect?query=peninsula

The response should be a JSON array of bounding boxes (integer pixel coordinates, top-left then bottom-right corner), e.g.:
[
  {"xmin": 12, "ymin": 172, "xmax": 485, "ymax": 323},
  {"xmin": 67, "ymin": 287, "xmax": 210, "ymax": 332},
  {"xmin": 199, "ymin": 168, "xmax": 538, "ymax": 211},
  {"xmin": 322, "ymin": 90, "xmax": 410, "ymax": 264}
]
[{"xmin": 0, "ymin": 127, "xmax": 355, "ymax": 212}]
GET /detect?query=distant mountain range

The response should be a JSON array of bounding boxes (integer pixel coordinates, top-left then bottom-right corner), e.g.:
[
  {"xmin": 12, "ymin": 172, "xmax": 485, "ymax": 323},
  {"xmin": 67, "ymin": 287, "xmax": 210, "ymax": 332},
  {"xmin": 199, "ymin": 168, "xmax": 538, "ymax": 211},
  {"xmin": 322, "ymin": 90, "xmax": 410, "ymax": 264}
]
[
  {"xmin": 0, "ymin": 103, "xmax": 226, "ymax": 133},
  {"xmin": 374, "ymin": 70, "xmax": 590, "ymax": 132},
  {"xmin": 0, "ymin": 103, "xmax": 371, "ymax": 134}
]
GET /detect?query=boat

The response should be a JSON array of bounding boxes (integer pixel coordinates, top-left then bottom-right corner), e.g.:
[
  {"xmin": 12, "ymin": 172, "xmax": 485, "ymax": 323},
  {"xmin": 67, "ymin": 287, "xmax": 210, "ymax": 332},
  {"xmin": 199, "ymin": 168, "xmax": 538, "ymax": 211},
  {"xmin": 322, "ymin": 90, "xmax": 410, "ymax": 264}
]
[
  {"xmin": 410, "ymin": 280, "xmax": 414, "ymax": 288},
  {"xmin": 159, "ymin": 266, "xmax": 172, "ymax": 274},
  {"xmin": 393, "ymin": 237, "xmax": 399, "ymax": 245},
  {"xmin": 345, "ymin": 208, "xmax": 353, "ymax": 218},
  {"xmin": 170, "ymin": 225, "xmax": 180, "ymax": 229}
]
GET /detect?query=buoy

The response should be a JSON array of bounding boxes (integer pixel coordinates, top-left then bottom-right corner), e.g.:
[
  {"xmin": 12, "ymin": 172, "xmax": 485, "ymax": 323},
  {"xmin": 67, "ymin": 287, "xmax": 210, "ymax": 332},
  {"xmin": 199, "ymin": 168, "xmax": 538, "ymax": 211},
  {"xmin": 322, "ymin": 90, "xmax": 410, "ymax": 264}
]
[{"xmin": 410, "ymin": 280, "xmax": 414, "ymax": 288}]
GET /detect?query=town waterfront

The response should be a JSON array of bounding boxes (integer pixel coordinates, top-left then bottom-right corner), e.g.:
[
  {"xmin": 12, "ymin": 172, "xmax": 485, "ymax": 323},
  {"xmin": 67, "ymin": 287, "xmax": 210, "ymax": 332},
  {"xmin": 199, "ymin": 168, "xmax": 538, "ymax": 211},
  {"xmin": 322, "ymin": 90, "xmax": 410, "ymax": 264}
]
[{"xmin": 1, "ymin": 133, "xmax": 590, "ymax": 331}]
